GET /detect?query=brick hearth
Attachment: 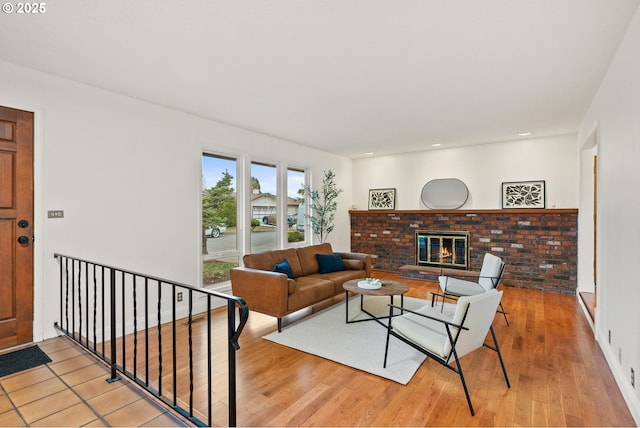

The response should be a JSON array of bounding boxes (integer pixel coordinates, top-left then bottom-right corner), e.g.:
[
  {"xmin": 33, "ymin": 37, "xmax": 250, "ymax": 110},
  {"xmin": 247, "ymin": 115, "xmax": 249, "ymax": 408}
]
[{"xmin": 349, "ymin": 209, "xmax": 578, "ymax": 294}]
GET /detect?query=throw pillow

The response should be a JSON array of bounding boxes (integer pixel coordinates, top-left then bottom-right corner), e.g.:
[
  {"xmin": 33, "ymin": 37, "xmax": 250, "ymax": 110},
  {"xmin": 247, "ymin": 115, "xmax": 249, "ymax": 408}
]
[
  {"xmin": 273, "ymin": 259, "xmax": 294, "ymax": 279},
  {"xmin": 316, "ymin": 253, "xmax": 346, "ymax": 274}
]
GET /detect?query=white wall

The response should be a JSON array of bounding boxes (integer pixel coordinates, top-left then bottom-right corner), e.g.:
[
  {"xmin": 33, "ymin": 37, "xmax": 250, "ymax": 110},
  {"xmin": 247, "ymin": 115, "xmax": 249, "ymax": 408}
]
[
  {"xmin": 578, "ymin": 6, "xmax": 640, "ymax": 423},
  {"xmin": 0, "ymin": 60, "xmax": 354, "ymax": 342},
  {"xmin": 352, "ymin": 135, "xmax": 578, "ymax": 210}
]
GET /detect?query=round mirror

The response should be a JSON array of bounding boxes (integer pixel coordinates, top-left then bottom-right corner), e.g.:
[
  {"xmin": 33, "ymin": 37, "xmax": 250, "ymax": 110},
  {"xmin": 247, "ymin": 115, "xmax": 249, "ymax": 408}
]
[{"xmin": 421, "ymin": 178, "xmax": 469, "ymax": 209}]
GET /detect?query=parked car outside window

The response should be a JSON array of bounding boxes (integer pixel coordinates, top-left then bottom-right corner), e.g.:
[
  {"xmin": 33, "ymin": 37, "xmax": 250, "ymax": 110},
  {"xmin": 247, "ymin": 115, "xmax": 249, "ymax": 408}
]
[
  {"xmin": 262, "ymin": 214, "xmax": 296, "ymax": 227},
  {"xmin": 205, "ymin": 225, "xmax": 227, "ymax": 238}
]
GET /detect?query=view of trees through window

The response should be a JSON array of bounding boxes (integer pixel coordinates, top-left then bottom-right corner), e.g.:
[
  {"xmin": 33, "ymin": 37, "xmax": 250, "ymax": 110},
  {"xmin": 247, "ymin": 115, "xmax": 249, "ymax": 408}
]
[
  {"xmin": 202, "ymin": 154, "xmax": 308, "ymax": 286},
  {"xmin": 202, "ymin": 154, "xmax": 239, "ymax": 286}
]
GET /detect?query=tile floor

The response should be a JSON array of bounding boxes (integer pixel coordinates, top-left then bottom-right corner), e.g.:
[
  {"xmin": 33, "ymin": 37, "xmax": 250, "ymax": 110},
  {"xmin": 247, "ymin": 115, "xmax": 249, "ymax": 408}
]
[{"xmin": 0, "ymin": 337, "xmax": 191, "ymax": 427}]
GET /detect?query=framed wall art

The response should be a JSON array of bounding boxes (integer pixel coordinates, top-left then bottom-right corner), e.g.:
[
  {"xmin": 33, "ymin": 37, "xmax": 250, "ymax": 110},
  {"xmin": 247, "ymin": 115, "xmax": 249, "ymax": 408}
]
[
  {"xmin": 368, "ymin": 188, "xmax": 396, "ymax": 210},
  {"xmin": 501, "ymin": 180, "xmax": 545, "ymax": 209}
]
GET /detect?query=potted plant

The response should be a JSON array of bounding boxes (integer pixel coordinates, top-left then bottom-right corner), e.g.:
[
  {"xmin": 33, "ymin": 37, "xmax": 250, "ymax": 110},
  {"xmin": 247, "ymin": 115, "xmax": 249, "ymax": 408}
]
[{"xmin": 304, "ymin": 170, "xmax": 342, "ymax": 243}]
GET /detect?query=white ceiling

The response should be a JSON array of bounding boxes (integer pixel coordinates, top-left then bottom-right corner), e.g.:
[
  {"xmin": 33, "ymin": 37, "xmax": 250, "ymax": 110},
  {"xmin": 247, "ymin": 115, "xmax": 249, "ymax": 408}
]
[{"xmin": 1, "ymin": 0, "xmax": 638, "ymax": 158}]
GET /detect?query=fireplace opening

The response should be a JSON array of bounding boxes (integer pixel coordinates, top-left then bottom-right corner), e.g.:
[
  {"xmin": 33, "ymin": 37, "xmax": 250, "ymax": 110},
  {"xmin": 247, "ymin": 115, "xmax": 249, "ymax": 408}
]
[{"xmin": 416, "ymin": 231, "xmax": 469, "ymax": 270}]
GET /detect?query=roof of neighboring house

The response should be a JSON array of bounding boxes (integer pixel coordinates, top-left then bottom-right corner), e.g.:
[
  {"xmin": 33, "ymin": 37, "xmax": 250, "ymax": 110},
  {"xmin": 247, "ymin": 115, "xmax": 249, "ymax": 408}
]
[{"xmin": 251, "ymin": 193, "xmax": 300, "ymax": 206}]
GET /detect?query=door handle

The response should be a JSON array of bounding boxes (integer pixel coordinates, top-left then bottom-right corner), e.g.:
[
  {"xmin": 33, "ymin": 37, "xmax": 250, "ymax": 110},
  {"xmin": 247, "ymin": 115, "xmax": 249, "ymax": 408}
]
[
  {"xmin": 18, "ymin": 219, "xmax": 29, "ymax": 228},
  {"xmin": 17, "ymin": 236, "xmax": 30, "ymax": 244}
]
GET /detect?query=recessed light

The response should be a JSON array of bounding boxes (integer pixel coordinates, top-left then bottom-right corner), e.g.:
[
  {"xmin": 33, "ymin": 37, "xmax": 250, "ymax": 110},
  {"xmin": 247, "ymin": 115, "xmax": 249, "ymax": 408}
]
[
  {"xmin": 518, "ymin": 132, "xmax": 532, "ymax": 136},
  {"xmin": 365, "ymin": 152, "xmax": 374, "ymax": 155},
  {"xmin": 431, "ymin": 143, "xmax": 442, "ymax": 147}
]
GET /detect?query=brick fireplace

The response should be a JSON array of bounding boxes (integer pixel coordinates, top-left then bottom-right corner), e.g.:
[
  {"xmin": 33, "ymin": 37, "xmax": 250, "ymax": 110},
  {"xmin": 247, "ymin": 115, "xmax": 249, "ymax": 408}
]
[{"xmin": 349, "ymin": 209, "xmax": 578, "ymax": 294}]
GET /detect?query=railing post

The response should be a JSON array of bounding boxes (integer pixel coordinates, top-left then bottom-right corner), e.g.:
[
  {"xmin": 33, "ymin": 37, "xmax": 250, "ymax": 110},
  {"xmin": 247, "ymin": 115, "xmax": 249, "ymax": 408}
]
[
  {"xmin": 57, "ymin": 255, "xmax": 62, "ymax": 330},
  {"xmin": 107, "ymin": 267, "xmax": 120, "ymax": 383},
  {"xmin": 207, "ymin": 295, "xmax": 212, "ymax": 426},
  {"xmin": 228, "ymin": 300, "xmax": 237, "ymax": 427}
]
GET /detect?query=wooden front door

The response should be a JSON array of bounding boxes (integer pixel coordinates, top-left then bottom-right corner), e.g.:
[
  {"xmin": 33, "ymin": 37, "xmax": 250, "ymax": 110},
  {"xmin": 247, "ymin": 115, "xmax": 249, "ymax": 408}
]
[{"xmin": 0, "ymin": 106, "xmax": 34, "ymax": 349}]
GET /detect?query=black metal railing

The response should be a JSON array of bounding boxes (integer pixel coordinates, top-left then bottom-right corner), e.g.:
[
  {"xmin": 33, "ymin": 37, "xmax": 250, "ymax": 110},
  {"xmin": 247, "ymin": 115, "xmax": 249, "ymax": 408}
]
[{"xmin": 54, "ymin": 253, "xmax": 249, "ymax": 427}]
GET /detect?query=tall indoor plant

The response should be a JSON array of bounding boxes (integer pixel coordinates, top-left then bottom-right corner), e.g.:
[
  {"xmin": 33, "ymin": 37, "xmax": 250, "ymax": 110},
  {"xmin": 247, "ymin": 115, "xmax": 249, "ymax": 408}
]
[{"xmin": 305, "ymin": 170, "xmax": 343, "ymax": 243}]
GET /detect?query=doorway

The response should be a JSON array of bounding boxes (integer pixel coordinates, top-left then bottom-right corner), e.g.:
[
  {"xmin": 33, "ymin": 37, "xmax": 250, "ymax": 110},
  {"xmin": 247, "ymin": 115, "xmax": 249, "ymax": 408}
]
[
  {"xmin": 0, "ymin": 106, "xmax": 34, "ymax": 349},
  {"xmin": 578, "ymin": 133, "xmax": 598, "ymax": 322}
]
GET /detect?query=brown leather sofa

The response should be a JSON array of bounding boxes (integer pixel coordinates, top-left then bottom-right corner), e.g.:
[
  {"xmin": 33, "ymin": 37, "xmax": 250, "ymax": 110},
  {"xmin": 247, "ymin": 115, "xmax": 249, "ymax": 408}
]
[{"xmin": 230, "ymin": 243, "xmax": 371, "ymax": 331}]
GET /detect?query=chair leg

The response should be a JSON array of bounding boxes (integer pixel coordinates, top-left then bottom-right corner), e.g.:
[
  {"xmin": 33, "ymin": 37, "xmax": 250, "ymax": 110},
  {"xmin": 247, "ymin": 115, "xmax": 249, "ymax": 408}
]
[
  {"xmin": 451, "ymin": 350, "xmax": 475, "ymax": 416},
  {"xmin": 489, "ymin": 326, "xmax": 510, "ymax": 388},
  {"xmin": 498, "ymin": 302, "xmax": 509, "ymax": 326},
  {"xmin": 383, "ymin": 332, "xmax": 391, "ymax": 368},
  {"xmin": 383, "ymin": 307, "xmax": 393, "ymax": 368},
  {"xmin": 277, "ymin": 318, "xmax": 282, "ymax": 333}
]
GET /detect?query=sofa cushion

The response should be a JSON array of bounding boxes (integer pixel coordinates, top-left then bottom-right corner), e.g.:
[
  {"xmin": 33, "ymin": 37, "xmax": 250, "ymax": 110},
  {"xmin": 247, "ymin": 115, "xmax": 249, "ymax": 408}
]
[
  {"xmin": 342, "ymin": 259, "xmax": 364, "ymax": 270},
  {"xmin": 243, "ymin": 248, "xmax": 304, "ymax": 278},
  {"xmin": 309, "ymin": 269, "xmax": 367, "ymax": 294},
  {"xmin": 273, "ymin": 259, "xmax": 294, "ymax": 279},
  {"xmin": 297, "ymin": 243, "xmax": 333, "ymax": 276},
  {"xmin": 316, "ymin": 253, "xmax": 346, "ymax": 274},
  {"xmin": 286, "ymin": 278, "xmax": 297, "ymax": 294},
  {"xmin": 287, "ymin": 277, "xmax": 335, "ymax": 311}
]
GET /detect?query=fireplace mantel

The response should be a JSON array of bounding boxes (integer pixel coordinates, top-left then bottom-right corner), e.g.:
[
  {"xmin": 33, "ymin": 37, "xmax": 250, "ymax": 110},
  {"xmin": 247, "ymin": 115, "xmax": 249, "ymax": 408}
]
[
  {"xmin": 349, "ymin": 208, "xmax": 578, "ymax": 294},
  {"xmin": 350, "ymin": 208, "xmax": 578, "ymax": 215}
]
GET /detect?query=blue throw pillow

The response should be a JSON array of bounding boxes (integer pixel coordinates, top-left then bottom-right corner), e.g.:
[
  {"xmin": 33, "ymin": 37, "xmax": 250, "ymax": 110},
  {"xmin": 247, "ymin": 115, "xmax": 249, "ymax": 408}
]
[
  {"xmin": 273, "ymin": 259, "xmax": 294, "ymax": 279},
  {"xmin": 316, "ymin": 253, "xmax": 346, "ymax": 274}
]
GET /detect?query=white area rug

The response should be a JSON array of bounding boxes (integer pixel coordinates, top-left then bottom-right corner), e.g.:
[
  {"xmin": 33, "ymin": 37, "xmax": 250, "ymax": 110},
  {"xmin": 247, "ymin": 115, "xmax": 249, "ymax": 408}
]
[{"xmin": 263, "ymin": 295, "xmax": 429, "ymax": 385}]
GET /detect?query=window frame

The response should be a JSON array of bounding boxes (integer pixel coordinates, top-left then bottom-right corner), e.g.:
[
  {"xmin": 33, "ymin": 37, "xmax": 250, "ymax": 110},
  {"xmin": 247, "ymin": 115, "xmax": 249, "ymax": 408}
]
[
  {"xmin": 201, "ymin": 151, "xmax": 310, "ymax": 288},
  {"xmin": 201, "ymin": 152, "xmax": 241, "ymax": 290}
]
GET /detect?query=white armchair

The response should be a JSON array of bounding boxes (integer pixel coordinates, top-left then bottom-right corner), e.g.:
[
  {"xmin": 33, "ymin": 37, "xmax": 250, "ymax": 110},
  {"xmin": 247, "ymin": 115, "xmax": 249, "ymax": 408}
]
[
  {"xmin": 383, "ymin": 289, "xmax": 510, "ymax": 416},
  {"xmin": 437, "ymin": 252, "xmax": 508, "ymax": 325}
]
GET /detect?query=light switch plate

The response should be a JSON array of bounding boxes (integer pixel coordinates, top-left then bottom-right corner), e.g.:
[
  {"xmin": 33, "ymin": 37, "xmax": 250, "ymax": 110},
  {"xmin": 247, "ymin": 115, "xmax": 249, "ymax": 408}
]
[{"xmin": 48, "ymin": 210, "xmax": 64, "ymax": 218}]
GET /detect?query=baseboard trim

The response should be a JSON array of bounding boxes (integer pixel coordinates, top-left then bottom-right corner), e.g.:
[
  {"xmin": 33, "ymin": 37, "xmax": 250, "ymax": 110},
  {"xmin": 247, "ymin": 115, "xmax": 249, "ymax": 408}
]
[{"xmin": 598, "ymin": 330, "xmax": 640, "ymax": 426}]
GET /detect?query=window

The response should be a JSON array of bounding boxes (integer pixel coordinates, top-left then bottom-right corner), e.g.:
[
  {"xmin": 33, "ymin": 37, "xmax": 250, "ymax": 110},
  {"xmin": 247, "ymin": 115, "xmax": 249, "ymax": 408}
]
[
  {"xmin": 250, "ymin": 162, "xmax": 277, "ymax": 253},
  {"xmin": 287, "ymin": 167, "xmax": 306, "ymax": 246},
  {"xmin": 202, "ymin": 154, "xmax": 309, "ymax": 283},
  {"xmin": 202, "ymin": 154, "xmax": 239, "ymax": 286}
]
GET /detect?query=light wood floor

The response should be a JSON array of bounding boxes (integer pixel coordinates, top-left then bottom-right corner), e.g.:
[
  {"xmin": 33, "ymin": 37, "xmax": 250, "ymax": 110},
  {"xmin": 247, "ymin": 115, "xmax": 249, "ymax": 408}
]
[
  {"xmin": 0, "ymin": 272, "xmax": 635, "ymax": 427},
  {"xmin": 233, "ymin": 272, "xmax": 635, "ymax": 427}
]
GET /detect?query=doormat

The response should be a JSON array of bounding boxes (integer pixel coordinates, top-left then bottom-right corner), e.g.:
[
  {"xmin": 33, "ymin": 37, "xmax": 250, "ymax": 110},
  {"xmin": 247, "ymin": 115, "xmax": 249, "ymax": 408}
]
[{"xmin": 0, "ymin": 346, "xmax": 52, "ymax": 378}]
